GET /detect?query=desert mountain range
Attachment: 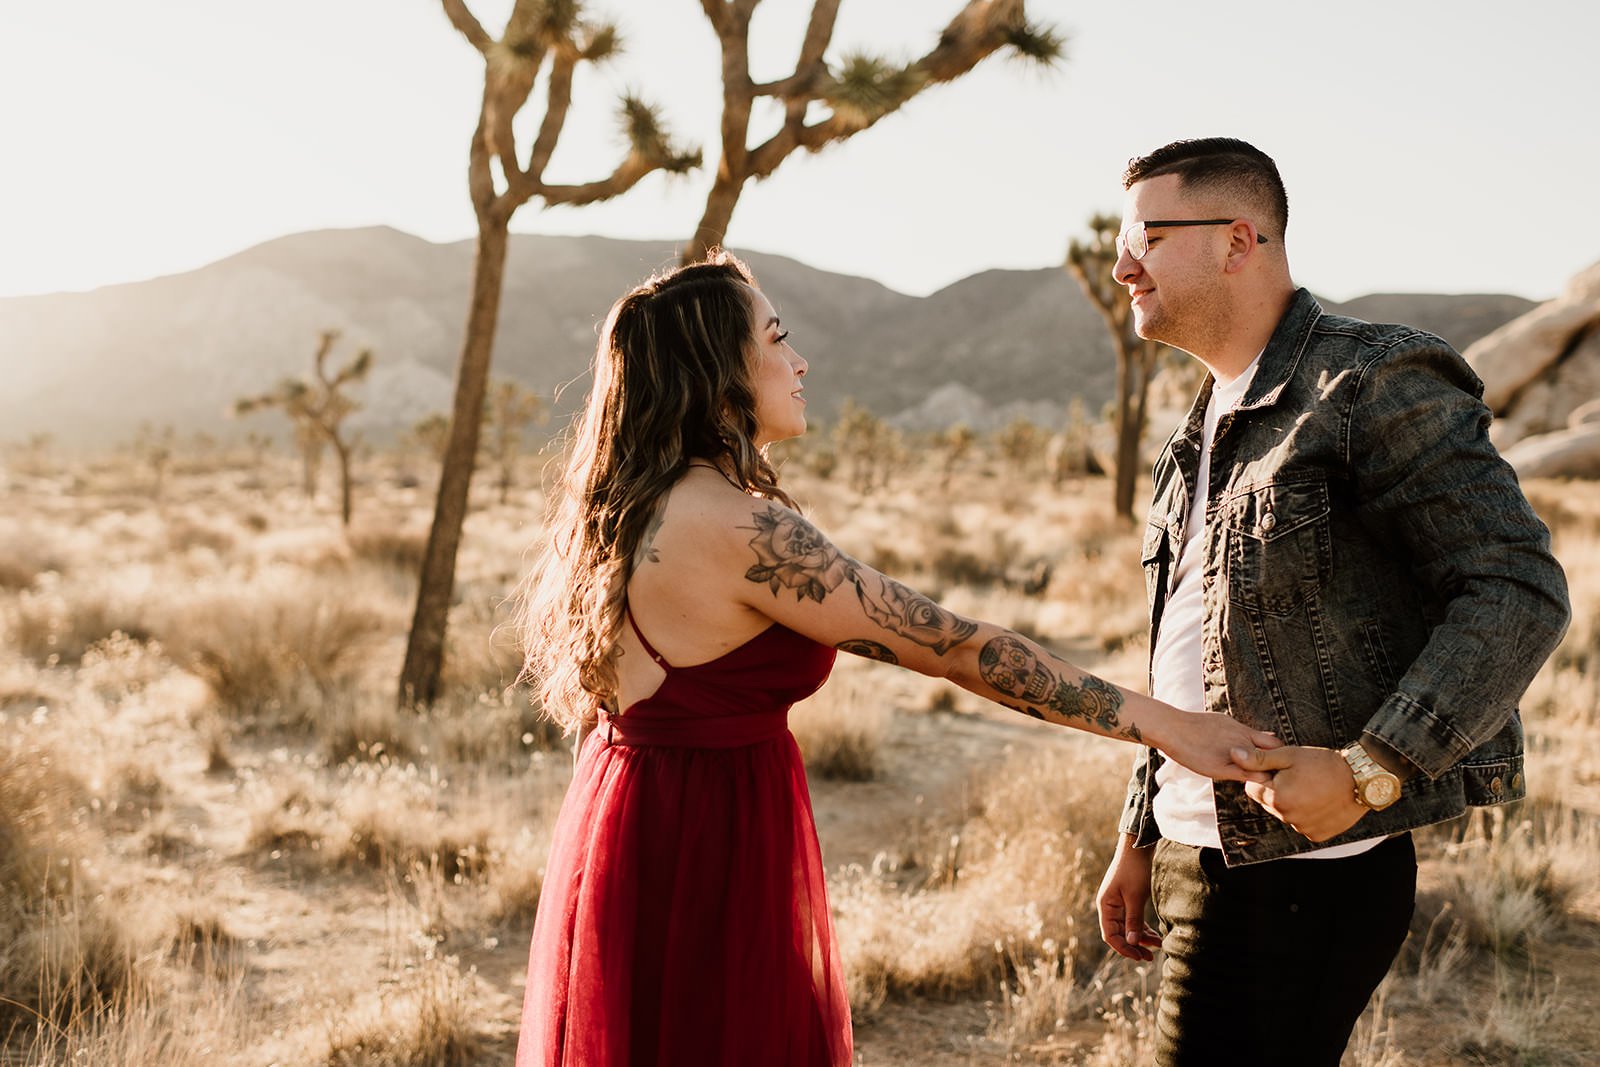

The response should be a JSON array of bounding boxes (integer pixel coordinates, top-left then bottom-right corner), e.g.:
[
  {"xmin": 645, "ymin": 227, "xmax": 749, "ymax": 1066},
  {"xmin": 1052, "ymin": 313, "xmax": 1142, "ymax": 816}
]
[{"xmin": 0, "ymin": 227, "xmax": 1537, "ymax": 449}]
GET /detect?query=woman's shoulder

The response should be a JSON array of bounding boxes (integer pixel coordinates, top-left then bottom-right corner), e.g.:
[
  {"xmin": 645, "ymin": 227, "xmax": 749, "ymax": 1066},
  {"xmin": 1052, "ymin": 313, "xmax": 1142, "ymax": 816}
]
[{"xmin": 648, "ymin": 468, "xmax": 763, "ymax": 561}]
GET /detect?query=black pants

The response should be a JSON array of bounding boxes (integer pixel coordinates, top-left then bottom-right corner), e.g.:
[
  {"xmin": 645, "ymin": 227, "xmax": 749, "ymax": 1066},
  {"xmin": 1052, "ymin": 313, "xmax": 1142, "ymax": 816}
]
[{"xmin": 1150, "ymin": 834, "xmax": 1416, "ymax": 1067}]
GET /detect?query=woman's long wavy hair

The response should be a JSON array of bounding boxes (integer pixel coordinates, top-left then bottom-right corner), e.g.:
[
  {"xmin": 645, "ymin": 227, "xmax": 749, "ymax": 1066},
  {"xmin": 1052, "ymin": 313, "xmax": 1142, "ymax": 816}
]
[{"xmin": 516, "ymin": 252, "xmax": 797, "ymax": 732}]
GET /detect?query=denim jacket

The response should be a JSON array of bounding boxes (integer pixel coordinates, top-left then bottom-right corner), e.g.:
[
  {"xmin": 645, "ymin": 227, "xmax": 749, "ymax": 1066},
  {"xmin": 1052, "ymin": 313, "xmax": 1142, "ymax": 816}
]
[{"xmin": 1118, "ymin": 289, "xmax": 1571, "ymax": 865}]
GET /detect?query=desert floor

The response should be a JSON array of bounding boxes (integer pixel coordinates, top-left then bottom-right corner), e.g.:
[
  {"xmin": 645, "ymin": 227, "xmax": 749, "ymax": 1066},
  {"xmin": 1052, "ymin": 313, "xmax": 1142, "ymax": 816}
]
[{"xmin": 3, "ymin": 446, "xmax": 1596, "ymax": 1065}]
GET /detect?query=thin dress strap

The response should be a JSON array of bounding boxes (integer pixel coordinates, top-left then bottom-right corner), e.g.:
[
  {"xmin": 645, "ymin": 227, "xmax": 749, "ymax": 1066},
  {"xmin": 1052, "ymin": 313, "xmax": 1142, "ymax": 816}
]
[{"xmin": 625, "ymin": 607, "xmax": 673, "ymax": 670}]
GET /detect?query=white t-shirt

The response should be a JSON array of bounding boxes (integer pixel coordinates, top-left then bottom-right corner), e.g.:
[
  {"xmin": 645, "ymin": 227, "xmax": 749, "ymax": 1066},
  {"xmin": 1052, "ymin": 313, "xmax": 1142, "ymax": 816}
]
[{"xmin": 1150, "ymin": 356, "xmax": 1380, "ymax": 859}]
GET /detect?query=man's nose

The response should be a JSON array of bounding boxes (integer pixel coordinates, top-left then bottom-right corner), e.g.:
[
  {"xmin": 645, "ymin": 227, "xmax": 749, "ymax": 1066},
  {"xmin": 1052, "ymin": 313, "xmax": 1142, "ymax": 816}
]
[{"xmin": 1113, "ymin": 247, "xmax": 1141, "ymax": 287}]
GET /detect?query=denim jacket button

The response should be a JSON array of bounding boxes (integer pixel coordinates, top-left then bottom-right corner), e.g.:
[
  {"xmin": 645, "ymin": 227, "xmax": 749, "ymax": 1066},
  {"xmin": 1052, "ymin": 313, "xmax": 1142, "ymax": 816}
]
[
  {"xmin": 1490, "ymin": 775, "xmax": 1504, "ymax": 794},
  {"xmin": 1511, "ymin": 772, "xmax": 1524, "ymax": 791},
  {"xmin": 1260, "ymin": 511, "xmax": 1277, "ymax": 532}
]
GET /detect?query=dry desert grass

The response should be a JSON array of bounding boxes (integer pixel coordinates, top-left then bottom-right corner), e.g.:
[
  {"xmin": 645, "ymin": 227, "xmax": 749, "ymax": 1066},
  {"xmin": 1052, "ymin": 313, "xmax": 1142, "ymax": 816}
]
[{"xmin": 1, "ymin": 441, "xmax": 1597, "ymax": 1065}]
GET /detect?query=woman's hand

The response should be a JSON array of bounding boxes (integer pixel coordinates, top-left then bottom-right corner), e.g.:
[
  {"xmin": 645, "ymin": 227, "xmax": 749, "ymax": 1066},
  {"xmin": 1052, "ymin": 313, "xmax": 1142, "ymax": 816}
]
[{"xmin": 1148, "ymin": 708, "xmax": 1282, "ymax": 784}]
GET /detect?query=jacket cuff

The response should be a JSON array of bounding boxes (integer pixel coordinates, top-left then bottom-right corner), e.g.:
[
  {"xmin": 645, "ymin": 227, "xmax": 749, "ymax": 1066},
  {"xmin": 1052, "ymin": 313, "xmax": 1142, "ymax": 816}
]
[
  {"xmin": 1117, "ymin": 747, "xmax": 1161, "ymax": 846},
  {"xmin": 1363, "ymin": 690, "xmax": 1479, "ymax": 781}
]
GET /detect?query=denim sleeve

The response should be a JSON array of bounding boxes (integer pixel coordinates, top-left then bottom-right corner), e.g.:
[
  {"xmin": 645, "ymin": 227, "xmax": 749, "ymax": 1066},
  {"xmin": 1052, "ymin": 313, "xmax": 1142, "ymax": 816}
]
[
  {"xmin": 1117, "ymin": 745, "xmax": 1162, "ymax": 845},
  {"xmin": 1349, "ymin": 337, "xmax": 1570, "ymax": 779}
]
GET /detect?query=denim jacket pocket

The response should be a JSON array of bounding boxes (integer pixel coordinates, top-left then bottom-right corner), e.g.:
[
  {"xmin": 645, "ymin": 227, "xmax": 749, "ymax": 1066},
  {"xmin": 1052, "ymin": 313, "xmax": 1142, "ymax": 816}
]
[{"xmin": 1225, "ymin": 478, "xmax": 1332, "ymax": 617}]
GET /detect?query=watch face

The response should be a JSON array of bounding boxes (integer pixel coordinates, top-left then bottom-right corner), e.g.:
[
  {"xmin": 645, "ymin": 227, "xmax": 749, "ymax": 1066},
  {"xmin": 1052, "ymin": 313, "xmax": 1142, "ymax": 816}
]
[{"xmin": 1364, "ymin": 777, "xmax": 1399, "ymax": 808}]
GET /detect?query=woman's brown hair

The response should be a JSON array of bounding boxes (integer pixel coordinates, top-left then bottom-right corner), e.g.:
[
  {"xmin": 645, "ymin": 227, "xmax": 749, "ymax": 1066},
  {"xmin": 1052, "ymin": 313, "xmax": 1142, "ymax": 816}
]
[{"xmin": 515, "ymin": 252, "xmax": 796, "ymax": 731}]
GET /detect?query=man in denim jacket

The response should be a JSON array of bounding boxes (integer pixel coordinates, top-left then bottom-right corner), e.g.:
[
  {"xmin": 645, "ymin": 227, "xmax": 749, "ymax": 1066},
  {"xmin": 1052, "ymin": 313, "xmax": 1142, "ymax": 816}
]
[{"xmin": 1092, "ymin": 138, "xmax": 1570, "ymax": 1066}]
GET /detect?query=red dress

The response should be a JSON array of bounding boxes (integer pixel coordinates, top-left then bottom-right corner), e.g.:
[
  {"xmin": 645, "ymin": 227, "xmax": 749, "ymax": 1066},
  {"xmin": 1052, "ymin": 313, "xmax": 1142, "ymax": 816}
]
[{"xmin": 516, "ymin": 613, "xmax": 852, "ymax": 1066}]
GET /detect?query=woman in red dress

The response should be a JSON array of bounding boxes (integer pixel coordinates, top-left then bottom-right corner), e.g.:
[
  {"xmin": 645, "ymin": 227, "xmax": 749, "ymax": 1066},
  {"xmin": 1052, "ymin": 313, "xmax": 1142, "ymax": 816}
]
[{"xmin": 513, "ymin": 254, "xmax": 1277, "ymax": 1066}]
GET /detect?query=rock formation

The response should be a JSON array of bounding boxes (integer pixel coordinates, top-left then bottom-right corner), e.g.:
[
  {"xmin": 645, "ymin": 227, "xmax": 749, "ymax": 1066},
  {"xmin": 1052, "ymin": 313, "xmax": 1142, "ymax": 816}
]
[{"xmin": 1464, "ymin": 260, "xmax": 1600, "ymax": 476}]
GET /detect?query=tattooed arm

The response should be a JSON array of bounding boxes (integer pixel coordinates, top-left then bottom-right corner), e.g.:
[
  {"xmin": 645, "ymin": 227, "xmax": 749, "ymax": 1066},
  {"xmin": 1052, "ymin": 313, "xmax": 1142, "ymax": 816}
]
[{"xmin": 733, "ymin": 504, "xmax": 1277, "ymax": 781}]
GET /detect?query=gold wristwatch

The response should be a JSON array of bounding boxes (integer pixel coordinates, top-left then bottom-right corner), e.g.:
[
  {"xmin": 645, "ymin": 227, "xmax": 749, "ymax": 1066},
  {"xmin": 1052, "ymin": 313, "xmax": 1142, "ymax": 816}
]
[{"xmin": 1340, "ymin": 741, "xmax": 1401, "ymax": 811}]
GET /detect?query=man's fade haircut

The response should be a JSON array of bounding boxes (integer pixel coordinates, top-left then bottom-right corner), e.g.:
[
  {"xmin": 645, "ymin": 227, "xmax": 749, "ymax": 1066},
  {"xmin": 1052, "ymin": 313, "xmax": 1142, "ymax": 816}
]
[{"xmin": 1122, "ymin": 137, "xmax": 1288, "ymax": 240}]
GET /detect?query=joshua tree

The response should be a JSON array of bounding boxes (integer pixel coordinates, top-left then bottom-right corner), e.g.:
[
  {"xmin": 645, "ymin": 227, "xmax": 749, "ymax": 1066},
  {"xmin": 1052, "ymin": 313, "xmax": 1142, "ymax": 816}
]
[
  {"xmin": 408, "ymin": 413, "xmax": 452, "ymax": 464},
  {"xmin": 995, "ymin": 415, "xmax": 1045, "ymax": 472},
  {"xmin": 684, "ymin": 0, "xmax": 1064, "ymax": 262},
  {"xmin": 1066, "ymin": 212, "xmax": 1163, "ymax": 521},
  {"xmin": 242, "ymin": 432, "xmax": 274, "ymax": 488},
  {"xmin": 830, "ymin": 399, "xmax": 904, "ymax": 493},
  {"xmin": 235, "ymin": 330, "xmax": 372, "ymax": 526},
  {"xmin": 483, "ymin": 379, "xmax": 548, "ymax": 505},
  {"xmin": 132, "ymin": 423, "xmax": 176, "ymax": 500},
  {"xmin": 400, "ymin": 1, "xmax": 699, "ymax": 707},
  {"xmin": 940, "ymin": 423, "xmax": 975, "ymax": 489}
]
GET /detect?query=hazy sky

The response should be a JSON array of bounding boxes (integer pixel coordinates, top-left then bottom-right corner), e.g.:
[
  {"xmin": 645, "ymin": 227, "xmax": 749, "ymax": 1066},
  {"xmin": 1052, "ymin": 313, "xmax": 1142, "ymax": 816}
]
[{"xmin": 4, "ymin": 1, "xmax": 1597, "ymax": 302}]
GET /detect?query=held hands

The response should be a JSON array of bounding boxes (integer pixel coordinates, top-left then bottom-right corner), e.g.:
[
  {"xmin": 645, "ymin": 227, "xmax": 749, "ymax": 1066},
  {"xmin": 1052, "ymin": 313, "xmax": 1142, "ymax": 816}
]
[
  {"xmin": 1156, "ymin": 709, "xmax": 1283, "ymax": 785},
  {"xmin": 1232, "ymin": 746, "xmax": 1366, "ymax": 842}
]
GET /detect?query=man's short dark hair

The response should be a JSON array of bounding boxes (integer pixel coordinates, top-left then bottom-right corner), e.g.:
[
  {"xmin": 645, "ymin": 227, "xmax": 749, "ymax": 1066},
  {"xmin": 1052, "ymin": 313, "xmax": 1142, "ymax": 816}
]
[{"xmin": 1123, "ymin": 137, "xmax": 1289, "ymax": 239}]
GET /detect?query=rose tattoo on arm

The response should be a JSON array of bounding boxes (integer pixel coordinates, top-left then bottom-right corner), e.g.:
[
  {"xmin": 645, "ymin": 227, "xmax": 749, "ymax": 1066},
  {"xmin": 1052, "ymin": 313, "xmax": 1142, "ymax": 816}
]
[
  {"xmin": 742, "ymin": 506, "xmax": 977, "ymax": 656},
  {"xmin": 744, "ymin": 507, "xmax": 856, "ymax": 603},
  {"xmin": 978, "ymin": 635, "xmax": 1136, "ymax": 739}
]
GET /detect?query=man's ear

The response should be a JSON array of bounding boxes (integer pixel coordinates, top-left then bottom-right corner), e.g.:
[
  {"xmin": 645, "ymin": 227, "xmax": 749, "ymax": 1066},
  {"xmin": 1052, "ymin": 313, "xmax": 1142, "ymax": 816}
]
[{"xmin": 1222, "ymin": 220, "xmax": 1262, "ymax": 275}]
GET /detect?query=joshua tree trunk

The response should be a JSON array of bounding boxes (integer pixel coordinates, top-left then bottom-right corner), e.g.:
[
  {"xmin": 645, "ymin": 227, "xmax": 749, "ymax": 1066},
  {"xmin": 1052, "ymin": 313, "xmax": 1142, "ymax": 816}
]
[
  {"xmin": 331, "ymin": 437, "xmax": 355, "ymax": 527},
  {"xmin": 685, "ymin": 171, "xmax": 747, "ymax": 265},
  {"xmin": 401, "ymin": 220, "xmax": 508, "ymax": 705},
  {"xmin": 397, "ymin": 0, "xmax": 696, "ymax": 708},
  {"xmin": 1067, "ymin": 212, "xmax": 1164, "ymax": 522}
]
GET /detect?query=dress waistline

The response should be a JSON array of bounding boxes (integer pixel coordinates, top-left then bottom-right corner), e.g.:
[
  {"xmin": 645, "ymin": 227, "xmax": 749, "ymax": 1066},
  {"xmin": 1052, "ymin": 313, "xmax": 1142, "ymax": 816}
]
[{"xmin": 603, "ymin": 708, "xmax": 791, "ymax": 749}]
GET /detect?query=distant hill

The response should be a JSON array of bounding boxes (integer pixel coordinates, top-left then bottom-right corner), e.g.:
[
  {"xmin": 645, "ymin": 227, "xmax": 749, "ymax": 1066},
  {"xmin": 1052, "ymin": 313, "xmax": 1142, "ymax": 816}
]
[{"xmin": 0, "ymin": 228, "xmax": 1534, "ymax": 449}]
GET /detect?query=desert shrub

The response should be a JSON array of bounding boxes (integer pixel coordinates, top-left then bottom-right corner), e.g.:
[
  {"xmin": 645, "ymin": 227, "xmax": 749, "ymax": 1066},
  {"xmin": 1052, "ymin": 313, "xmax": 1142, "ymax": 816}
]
[
  {"xmin": 426, "ymin": 689, "xmax": 564, "ymax": 766},
  {"xmin": 439, "ymin": 592, "xmax": 523, "ymax": 700},
  {"xmin": 833, "ymin": 743, "xmax": 1123, "ymax": 1015},
  {"xmin": 347, "ymin": 524, "xmax": 428, "ymax": 576},
  {"xmin": 154, "ymin": 569, "xmax": 390, "ymax": 725},
  {"xmin": 790, "ymin": 666, "xmax": 892, "ymax": 781},
  {"xmin": 1417, "ymin": 803, "xmax": 1598, "ymax": 960},
  {"xmin": 0, "ymin": 520, "xmax": 64, "ymax": 591},
  {"xmin": 323, "ymin": 953, "xmax": 485, "ymax": 1067},
  {"xmin": 247, "ymin": 764, "xmax": 498, "ymax": 884},
  {"xmin": 0, "ymin": 550, "xmax": 41, "ymax": 591},
  {"xmin": 4, "ymin": 579, "xmax": 152, "ymax": 666},
  {"xmin": 164, "ymin": 514, "xmax": 236, "ymax": 556},
  {"xmin": 485, "ymin": 823, "xmax": 553, "ymax": 928},
  {"xmin": 0, "ymin": 734, "xmax": 141, "ymax": 1033}
]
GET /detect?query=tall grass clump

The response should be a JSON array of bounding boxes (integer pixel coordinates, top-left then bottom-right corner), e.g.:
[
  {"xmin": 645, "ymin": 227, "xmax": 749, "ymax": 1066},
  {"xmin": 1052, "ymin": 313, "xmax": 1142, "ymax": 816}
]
[
  {"xmin": 833, "ymin": 742, "xmax": 1124, "ymax": 1016},
  {"xmin": 0, "ymin": 733, "xmax": 140, "ymax": 1038},
  {"xmin": 4, "ymin": 576, "xmax": 151, "ymax": 666},
  {"xmin": 154, "ymin": 568, "xmax": 391, "ymax": 726},
  {"xmin": 790, "ymin": 664, "xmax": 893, "ymax": 781}
]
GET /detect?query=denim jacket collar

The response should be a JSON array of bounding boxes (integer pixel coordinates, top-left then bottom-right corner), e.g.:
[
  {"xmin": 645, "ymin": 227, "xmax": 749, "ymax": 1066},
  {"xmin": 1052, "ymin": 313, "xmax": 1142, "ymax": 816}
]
[{"xmin": 1233, "ymin": 287, "xmax": 1322, "ymax": 415}]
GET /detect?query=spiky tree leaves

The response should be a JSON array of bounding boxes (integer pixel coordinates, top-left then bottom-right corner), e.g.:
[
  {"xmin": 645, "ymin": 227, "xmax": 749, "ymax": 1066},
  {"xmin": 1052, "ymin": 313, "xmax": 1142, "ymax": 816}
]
[
  {"xmin": 683, "ymin": 0, "xmax": 1064, "ymax": 262},
  {"xmin": 1065, "ymin": 213, "xmax": 1163, "ymax": 521},
  {"xmin": 401, "ymin": 1, "xmax": 699, "ymax": 708},
  {"xmin": 234, "ymin": 330, "xmax": 373, "ymax": 526}
]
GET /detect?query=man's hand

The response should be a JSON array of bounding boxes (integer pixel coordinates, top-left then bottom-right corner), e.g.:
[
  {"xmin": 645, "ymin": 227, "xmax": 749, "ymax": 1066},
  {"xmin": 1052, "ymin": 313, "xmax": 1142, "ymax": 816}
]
[
  {"xmin": 1096, "ymin": 835, "xmax": 1162, "ymax": 961},
  {"xmin": 1232, "ymin": 745, "xmax": 1367, "ymax": 842}
]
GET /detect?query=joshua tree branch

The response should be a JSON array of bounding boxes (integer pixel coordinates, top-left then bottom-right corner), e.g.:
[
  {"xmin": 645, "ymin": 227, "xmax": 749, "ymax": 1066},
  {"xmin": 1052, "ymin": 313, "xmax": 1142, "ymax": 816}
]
[
  {"xmin": 527, "ymin": 48, "xmax": 579, "ymax": 184},
  {"xmin": 441, "ymin": 0, "xmax": 493, "ymax": 52},
  {"xmin": 539, "ymin": 152, "xmax": 659, "ymax": 207}
]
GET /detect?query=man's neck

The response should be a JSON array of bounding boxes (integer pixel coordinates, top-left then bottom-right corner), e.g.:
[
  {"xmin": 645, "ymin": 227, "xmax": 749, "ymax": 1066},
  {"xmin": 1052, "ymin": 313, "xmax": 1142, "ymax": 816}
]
[{"xmin": 1194, "ymin": 284, "xmax": 1296, "ymax": 385}]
